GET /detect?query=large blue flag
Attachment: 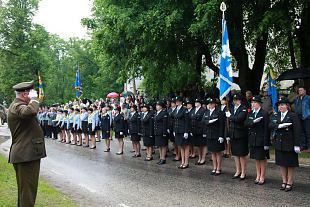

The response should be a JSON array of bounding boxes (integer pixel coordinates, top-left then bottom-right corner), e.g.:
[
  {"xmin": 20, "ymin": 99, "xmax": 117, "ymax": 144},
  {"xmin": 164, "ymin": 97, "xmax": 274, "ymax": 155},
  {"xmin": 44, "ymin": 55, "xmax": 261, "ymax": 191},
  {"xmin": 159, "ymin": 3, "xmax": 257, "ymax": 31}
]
[
  {"xmin": 75, "ymin": 64, "xmax": 83, "ymax": 98},
  {"xmin": 268, "ymin": 66, "xmax": 278, "ymax": 112},
  {"xmin": 219, "ymin": 19, "xmax": 233, "ymax": 100}
]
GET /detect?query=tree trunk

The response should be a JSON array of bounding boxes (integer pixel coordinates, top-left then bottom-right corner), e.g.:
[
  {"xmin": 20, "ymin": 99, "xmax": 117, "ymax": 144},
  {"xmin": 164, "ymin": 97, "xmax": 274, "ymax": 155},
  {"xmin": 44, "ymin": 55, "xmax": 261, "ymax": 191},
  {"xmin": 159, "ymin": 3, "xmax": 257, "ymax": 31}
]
[{"xmin": 299, "ymin": 1, "xmax": 310, "ymax": 90}]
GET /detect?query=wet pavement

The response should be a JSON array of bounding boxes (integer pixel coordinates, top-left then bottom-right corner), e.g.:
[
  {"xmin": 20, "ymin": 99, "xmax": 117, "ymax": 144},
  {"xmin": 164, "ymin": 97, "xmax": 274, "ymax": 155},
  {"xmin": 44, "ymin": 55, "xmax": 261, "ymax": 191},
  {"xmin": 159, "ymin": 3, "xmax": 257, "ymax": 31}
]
[{"xmin": 0, "ymin": 125, "xmax": 309, "ymax": 207}]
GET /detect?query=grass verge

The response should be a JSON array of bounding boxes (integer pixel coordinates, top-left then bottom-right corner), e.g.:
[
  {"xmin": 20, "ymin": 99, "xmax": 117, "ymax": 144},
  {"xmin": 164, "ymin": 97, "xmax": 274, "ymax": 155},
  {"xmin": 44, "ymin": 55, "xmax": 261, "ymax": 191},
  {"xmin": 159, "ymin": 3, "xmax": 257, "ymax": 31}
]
[{"xmin": 0, "ymin": 154, "xmax": 76, "ymax": 207}]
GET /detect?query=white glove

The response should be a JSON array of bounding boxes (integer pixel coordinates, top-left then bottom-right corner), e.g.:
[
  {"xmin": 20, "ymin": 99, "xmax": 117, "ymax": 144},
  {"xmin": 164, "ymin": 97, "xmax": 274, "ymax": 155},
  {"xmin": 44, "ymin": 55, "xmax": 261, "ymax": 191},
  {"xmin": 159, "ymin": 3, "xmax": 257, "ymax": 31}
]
[
  {"xmin": 218, "ymin": 137, "xmax": 224, "ymax": 143},
  {"xmin": 264, "ymin": 146, "xmax": 269, "ymax": 150},
  {"xmin": 28, "ymin": 89, "xmax": 38, "ymax": 99},
  {"xmin": 167, "ymin": 129, "xmax": 170, "ymax": 133},
  {"xmin": 128, "ymin": 129, "xmax": 130, "ymax": 134},
  {"xmin": 226, "ymin": 137, "xmax": 230, "ymax": 142},
  {"xmin": 190, "ymin": 133, "xmax": 193, "ymax": 136},
  {"xmin": 225, "ymin": 111, "xmax": 231, "ymax": 118},
  {"xmin": 209, "ymin": 118, "xmax": 218, "ymax": 124},
  {"xmin": 253, "ymin": 117, "xmax": 263, "ymax": 123},
  {"xmin": 278, "ymin": 123, "xmax": 292, "ymax": 129},
  {"xmin": 294, "ymin": 146, "xmax": 301, "ymax": 153},
  {"xmin": 173, "ymin": 132, "xmax": 176, "ymax": 137},
  {"xmin": 184, "ymin": 133, "xmax": 189, "ymax": 139},
  {"xmin": 120, "ymin": 132, "xmax": 123, "ymax": 135},
  {"xmin": 203, "ymin": 134, "xmax": 206, "ymax": 138}
]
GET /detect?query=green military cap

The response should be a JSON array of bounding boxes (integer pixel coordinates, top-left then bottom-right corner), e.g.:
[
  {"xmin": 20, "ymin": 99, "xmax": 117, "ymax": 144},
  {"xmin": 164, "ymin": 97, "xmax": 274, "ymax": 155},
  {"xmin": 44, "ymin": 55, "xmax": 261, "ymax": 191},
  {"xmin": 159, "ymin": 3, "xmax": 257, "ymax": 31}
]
[{"xmin": 12, "ymin": 80, "xmax": 34, "ymax": 92}]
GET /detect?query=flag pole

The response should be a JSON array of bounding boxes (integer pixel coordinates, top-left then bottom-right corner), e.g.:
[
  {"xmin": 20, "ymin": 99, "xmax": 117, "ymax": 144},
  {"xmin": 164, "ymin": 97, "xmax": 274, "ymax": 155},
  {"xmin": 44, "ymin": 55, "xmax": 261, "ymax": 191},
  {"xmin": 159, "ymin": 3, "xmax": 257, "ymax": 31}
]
[{"xmin": 220, "ymin": 1, "xmax": 231, "ymax": 157}]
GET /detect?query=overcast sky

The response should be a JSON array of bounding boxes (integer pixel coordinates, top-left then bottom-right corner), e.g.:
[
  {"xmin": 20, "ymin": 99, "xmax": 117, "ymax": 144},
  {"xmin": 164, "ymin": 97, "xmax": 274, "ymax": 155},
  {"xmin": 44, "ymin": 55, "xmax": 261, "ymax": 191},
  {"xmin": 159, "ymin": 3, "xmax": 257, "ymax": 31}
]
[{"xmin": 33, "ymin": 0, "xmax": 92, "ymax": 40}]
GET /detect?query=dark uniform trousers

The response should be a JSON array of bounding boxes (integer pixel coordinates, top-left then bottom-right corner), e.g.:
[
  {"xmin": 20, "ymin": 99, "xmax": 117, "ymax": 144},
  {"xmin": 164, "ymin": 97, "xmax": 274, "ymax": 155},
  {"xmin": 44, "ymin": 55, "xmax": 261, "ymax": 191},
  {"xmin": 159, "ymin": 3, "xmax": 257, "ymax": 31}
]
[{"xmin": 13, "ymin": 160, "xmax": 41, "ymax": 207}]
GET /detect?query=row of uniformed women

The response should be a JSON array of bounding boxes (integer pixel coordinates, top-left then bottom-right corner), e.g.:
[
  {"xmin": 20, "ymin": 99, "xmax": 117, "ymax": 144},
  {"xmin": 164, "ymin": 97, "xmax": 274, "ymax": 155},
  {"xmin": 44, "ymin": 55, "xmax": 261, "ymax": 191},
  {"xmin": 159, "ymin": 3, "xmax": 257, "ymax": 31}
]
[{"xmin": 117, "ymin": 95, "xmax": 301, "ymax": 191}]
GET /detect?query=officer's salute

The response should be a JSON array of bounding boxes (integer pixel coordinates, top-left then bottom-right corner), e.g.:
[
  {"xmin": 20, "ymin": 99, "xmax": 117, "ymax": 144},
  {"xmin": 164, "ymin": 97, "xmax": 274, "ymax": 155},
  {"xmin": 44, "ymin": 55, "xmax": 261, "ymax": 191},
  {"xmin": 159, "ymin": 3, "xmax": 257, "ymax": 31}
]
[{"xmin": 8, "ymin": 80, "xmax": 46, "ymax": 207}]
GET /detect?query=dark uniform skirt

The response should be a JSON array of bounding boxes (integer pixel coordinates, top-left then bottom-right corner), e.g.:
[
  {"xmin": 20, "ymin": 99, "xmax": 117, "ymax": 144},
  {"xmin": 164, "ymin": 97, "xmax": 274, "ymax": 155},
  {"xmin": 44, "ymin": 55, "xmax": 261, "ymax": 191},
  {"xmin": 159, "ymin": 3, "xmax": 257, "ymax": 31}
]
[
  {"xmin": 130, "ymin": 133, "xmax": 141, "ymax": 141},
  {"xmin": 155, "ymin": 135, "xmax": 168, "ymax": 147},
  {"xmin": 207, "ymin": 139, "xmax": 225, "ymax": 152},
  {"xmin": 191, "ymin": 134, "xmax": 207, "ymax": 147},
  {"xmin": 61, "ymin": 123, "xmax": 67, "ymax": 130},
  {"xmin": 231, "ymin": 139, "xmax": 249, "ymax": 157},
  {"xmin": 75, "ymin": 124, "xmax": 82, "ymax": 134},
  {"xmin": 101, "ymin": 130, "xmax": 110, "ymax": 139},
  {"xmin": 115, "ymin": 132, "xmax": 124, "ymax": 139},
  {"xmin": 69, "ymin": 123, "xmax": 74, "ymax": 133},
  {"xmin": 175, "ymin": 133, "xmax": 190, "ymax": 146},
  {"xmin": 143, "ymin": 136, "xmax": 155, "ymax": 147},
  {"xmin": 249, "ymin": 147, "xmax": 269, "ymax": 160},
  {"xmin": 275, "ymin": 150, "xmax": 299, "ymax": 167},
  {"xmin": 88, "ymin": 123, "xmax": 95, "ymax": 136},
  {"xmin": 82, "ymin": 121, "xmax": 88, "ymax": 134}
]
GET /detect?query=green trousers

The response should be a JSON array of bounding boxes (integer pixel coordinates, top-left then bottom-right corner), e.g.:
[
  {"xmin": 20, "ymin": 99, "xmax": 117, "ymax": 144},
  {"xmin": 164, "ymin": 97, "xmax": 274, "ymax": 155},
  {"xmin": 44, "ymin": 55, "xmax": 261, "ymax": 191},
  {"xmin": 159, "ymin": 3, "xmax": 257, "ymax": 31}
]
[{"xmin": 13, "ymin": 159, "xmax": 41, "ymax": 207}]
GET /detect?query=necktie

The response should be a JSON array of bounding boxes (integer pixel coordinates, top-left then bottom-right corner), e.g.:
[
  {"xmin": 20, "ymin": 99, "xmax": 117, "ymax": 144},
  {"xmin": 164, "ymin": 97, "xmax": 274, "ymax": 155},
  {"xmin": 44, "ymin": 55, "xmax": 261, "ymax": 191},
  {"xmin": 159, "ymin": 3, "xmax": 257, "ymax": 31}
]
[
  {"xmin": 254, "ymin": 111, "xmax": 258, "ymax": 118},
  {"xmin": 234, "ymin": 107, "xmax": 237, "ymax": 114},
  {"xmin": 281, "ymin": 113, "xmax": 285, "ymax": 121}
]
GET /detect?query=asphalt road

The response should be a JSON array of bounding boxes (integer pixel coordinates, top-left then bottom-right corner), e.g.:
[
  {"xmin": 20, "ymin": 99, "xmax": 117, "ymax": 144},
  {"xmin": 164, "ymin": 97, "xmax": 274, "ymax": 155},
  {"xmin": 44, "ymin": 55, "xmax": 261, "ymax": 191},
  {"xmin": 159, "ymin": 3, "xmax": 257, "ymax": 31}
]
[{"xmin": 0, "ymin": 125, "xmax": 309, "ymax": 207}]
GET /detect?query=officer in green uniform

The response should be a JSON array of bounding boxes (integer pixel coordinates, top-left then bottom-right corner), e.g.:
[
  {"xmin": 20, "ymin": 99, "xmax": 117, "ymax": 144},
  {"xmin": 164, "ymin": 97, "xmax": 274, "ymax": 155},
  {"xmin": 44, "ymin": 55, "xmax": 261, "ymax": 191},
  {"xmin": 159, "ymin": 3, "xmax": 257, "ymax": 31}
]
[{"xmin": 7, "ymin": 80, "xmax": 47, "ymax": 207}]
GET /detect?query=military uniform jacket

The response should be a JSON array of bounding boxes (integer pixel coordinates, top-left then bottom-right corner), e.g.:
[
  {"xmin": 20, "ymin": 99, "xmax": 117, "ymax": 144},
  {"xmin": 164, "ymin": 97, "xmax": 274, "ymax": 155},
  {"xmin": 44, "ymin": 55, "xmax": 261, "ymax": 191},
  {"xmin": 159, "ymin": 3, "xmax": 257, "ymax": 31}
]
[
  {"xmin": 173, "ymin": 106, "xmax": 188, "ymax": 134},
  {"xmin": 128, "ymin": 112, "xmax": 141, "ymax": 134},
  {"xmin": 113, "ymin": 113, "xmax": 125, "ymax": 133},
  {"xmin": 8, "ymin": 98, "xmax": 46, "ymax": 164},
  {"xmin": 269, "ymin": 111, "xmax": 300, "ymax": 152},
  {"xmin": 154, "ymin": 110, "xmax": 168, "ymax": 136},
  {"xmin": 202, "ymin": 107, "xmax": 225, "ymax": 139},
  {"xmin": 244, "ymin": 108, "xmax": 270, "ymax": 147},
  {"xmin": 189, "ymin": 107, "xmax": 206, "ymax": 135},
  {"xmin": 141, "ymin": 112, "xmax": 154, "ymax": 137},
  {"xmin": 99, "ymin": 113, "xmax": 111, "ymax": 132},
  {"xmin": 228, "ymin": 105, "xmax": 248, "ymax": 139},
  {"xmin": 167, "ymin": 107, "xmax": 176, "ymax": 132}
]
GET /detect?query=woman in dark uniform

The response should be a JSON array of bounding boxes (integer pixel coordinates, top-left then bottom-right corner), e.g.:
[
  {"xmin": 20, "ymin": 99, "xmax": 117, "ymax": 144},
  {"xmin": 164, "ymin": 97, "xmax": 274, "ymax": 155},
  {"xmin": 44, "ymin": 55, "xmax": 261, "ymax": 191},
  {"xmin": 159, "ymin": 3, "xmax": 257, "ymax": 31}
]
[
  {"xmin": 113, "ymin": 106, "xmax": 126, "ymax": 155},
  {"xmin": 245, "ymin": 95, "xmax": 270, "ymax": 184},
  {"xmin": 173, "ymin": 97, "xmax": 190, "ymax": 169},
  {"xmin": 73, "ymin": 108, "xmax": 83, "ymax": 146},
  {"xmin": 269, "ymin": 97, "xmax": 301, "ymax": 191},
  {"xmin": 186, "ymin": 99, "xmax": 196, "ymax": 159},
  {"xmin": 154, "ymin": 101, "xmax": 169, "ymax": 165},
  {"xmin": 100, "ymin": 107, "xmax": 111, "ymax": 152},
  {"xmin": 190, "ymin": 98, "xmax": 206, "ymax": 165},
  {"xmin": 203, "ymin": 98, "xmax": 225, "ymax": 175},
  {"xmin": 128, "ymin": 105, "xmax": 141, "ymax": 157},
  {"xmin": 87, "ymin": 108, "xmax": 96, "ymax": 149},
  {"xmin": 167, "ymin": 98, "xmax": 179, "ymax": 160},
  {"xmin": 226, "ymin": 94, "xmax": 249, "ymax": 180},
  {"xmin": 141, "ymin": 104, "xmax": 155, "ymax": 161}
]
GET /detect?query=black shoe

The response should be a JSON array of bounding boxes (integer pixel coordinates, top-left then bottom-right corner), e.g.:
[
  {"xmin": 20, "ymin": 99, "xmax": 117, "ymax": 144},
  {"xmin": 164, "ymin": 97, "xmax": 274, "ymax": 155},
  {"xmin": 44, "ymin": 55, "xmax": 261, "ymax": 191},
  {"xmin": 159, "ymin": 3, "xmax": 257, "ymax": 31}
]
[
  {"xmin": 215, "ymin": 170, "xmax": 222, "ymax": 176},
  {"xmin": 104, "ymin": 148, "xmax": 110, "ymax": 152},
  {"xmin": 83, "ymin": 145, "xmax": 89, "ymax": 148},
  {"xmin": 210, "ymin": 170, "xmax": 216, "ymax": 175},
  {"xmin": 136, "ymin": 154, "xmax": 141, "ymax": 157},
  {"xmin": 285, "ymin": 184, "xmax": 293, "ymax": 192},
  {"xmin": 116, "ymin": 152, "xmax": 123, "ymax": 155},
  {"xmin": 258, "ymin": 180, "xmax": 265, "ymax": 185},
  {"xmin": 180, "ymin": 164, "xmax": 189, "ymax": 169},
  {"xmin": 240, "ymin": 175, "xmax": 246, "ymax": 181},
  {"xmin": 158, "ymin": 160, "xmax": 166, "ymax": 165},
  {"xmin": 144, "ymin": 157, "xmax": 153, "ymax": 161},
  {"xmin": 280, "ymin": 183, "xmax": 286, "ymax": 190},
  {"xmin": 130, "ymin": 150, "xmax": 135, "ymax": 153},
  {"xmin": 178, "ymin": 165, "xmax": 184, "ymax": 169},
  {"xmin": 232, "ymin": 173, "xmax": 241, "ymax": 179},
  {"xmin": 156, "ymin": 159, "xmax": 162, "ymax": 164},
  {"xmin": 90, "ymin": 146, "xmax": 96, "ymax": 149},
  {"xmin": 76, "ymin": 144, "xmax": 82, "ymax": 146},
  {"xmin": 254, "ymin": 180, "xmax": 259, "ymax": 184},
  {"xmin": 198, "ymin": 161, "xmax": 206, "ymax": 165},
  {"xmin": 66, "ymin": 141, "xmax": 71, "ymax": 144}
]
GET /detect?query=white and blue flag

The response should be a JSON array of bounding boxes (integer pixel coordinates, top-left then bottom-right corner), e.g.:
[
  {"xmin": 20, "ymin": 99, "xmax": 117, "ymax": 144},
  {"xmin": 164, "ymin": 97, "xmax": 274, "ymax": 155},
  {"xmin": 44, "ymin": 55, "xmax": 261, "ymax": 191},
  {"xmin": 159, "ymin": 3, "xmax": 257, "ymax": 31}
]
[{"xmin": 219, "ymin": 19, "xmax": 233, "ymax": 100}]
